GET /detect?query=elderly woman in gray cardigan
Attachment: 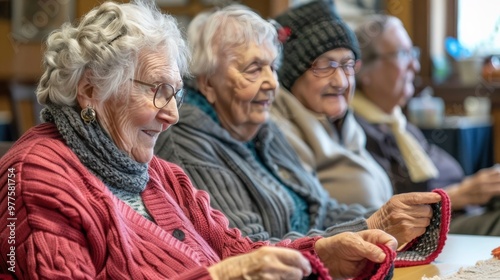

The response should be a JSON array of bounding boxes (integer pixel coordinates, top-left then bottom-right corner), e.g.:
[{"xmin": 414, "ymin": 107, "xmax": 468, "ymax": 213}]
[{"xmin": 155, "ymin": 3, "xmax": 440, "ymax": 246}]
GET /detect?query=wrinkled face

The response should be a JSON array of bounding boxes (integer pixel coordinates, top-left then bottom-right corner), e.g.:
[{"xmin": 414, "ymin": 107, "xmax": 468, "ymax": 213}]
[
  {"xmin": 363, "ymin": 23, "xmax": 420, "ymax": 112},
  {"xmin": 98, "ymin": 50, "xmax": 182, "ymax": 163},
  {"xmin": 207, "ymin": 42, "xmax": 278, "ymax": 141},
  {"xmin": 290, "ymin": 48, "xmax": 356, "ymax": 120}
]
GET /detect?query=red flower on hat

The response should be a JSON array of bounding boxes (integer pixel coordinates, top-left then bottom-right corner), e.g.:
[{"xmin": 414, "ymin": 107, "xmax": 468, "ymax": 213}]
[{"xmin": 278, "ymin": 26, "xmax": 292, "ymax": 43}]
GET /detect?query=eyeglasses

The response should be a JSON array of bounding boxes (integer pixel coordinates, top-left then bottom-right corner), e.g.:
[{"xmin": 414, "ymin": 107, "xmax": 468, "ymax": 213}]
[
  {"xmin": 371, "ymin": 46, "xmax": 420, "ymax": 66},
  {"xmin": 130, "ymin": 79, "xmax": 185, "ymax": 109},
  {"xmin": 310, "ymin": 59, "xmax": 359, "ymax": 78}
]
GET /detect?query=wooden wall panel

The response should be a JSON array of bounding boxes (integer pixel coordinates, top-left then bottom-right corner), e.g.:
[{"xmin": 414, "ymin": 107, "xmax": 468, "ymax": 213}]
[{"xmin": 386, "ymin": 0, "xmax": 413, "ymax": 39}]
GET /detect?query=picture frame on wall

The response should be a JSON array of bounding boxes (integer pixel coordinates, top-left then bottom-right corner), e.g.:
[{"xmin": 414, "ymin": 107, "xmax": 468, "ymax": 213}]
[{"xmin": 11, "ymin": 0, "xmax": 76, "ymax": 42}]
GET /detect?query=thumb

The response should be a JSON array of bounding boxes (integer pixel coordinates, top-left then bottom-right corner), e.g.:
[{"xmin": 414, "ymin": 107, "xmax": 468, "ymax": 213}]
[
  {"xmin": 358, "ymin": 230, "xmax": 398, "ymax": 252},
  {"xmin": 273, "ymin": 248, "xmax": 312, "ymax": 276},
  {"xmin": 360, "ymin": 242, "xmax": 388, "ymax": 263}
]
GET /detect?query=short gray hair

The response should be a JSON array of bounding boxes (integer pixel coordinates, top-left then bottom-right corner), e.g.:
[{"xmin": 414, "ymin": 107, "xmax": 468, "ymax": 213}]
[
  {"xmin": 355, "ymin": 14, "xmax": 402, "ymax": 66},
  {"xmin": 188, "ymin": 5, "xmax": 280, "ymax": 79},
  {"xmin": 37, "ymin": 0, "xmax": 190, "ymax": 106}
]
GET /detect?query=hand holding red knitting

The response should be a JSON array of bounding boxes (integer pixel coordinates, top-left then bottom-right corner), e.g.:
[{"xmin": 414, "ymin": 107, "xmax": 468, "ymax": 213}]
[
  {"xmin": 207, "ymin": 247, "xmax": 312, "ymax": 280},
  {"xmin": 314, "ymin": 230, "xmax": 397, "ymax": 279},
  {"xmin": 446, "ymin": 166, "xmax": 500, "ymax": 210},
  {"xmin": 366, "ymin": 192, "xmax": 441, "ymax": 244}
]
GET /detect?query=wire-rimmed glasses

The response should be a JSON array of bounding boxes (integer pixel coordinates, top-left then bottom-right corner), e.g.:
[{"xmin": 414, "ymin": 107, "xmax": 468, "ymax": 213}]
[
  {"xmin": 310, "ymin": 59, "xmax": 359, "ymax": 78},
  {"xmin": 371, "ymin": 46, "xmax": 420, "ymax": 66},
  {"xmin": 130, "ymin": 79, "xmax": 185, "ymax": 109}
]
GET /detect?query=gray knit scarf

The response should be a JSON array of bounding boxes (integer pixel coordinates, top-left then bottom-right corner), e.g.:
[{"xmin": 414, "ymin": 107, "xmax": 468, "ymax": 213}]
[{"xmin": 41, "ymin": 103, "xmax": 149, "ymax": 193}]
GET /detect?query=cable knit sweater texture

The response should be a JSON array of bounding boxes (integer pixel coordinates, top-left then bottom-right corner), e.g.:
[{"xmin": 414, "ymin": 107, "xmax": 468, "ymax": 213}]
[
  {"xmin": 0, "ymin": 123, "xmax": 320, "ymax": 279},
  {"xmin": 155, "ymin": 91, "xmax": 374, "ymax": 243}
]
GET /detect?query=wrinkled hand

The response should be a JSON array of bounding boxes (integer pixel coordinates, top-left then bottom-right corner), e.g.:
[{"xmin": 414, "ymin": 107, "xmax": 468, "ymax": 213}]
[
  {"xmin": 447, "ymin": 166, "xmax": 500, "ymax": 210},
  {"xmin": 207, "ymin": 247, "xmax": 311, "ymax": 280},
  {"xmin": 314, "ymin": 230, "xmax": 397, "ymax": 279},
  {"xmin": 366, "ymin": 192, "xmax": 441, "ymax": 244}
]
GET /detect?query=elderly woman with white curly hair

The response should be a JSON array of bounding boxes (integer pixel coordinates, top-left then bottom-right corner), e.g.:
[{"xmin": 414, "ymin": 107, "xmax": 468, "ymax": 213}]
[{"xmin": 0, "ymin": 1, "xmax": 401, "ymax": 279}]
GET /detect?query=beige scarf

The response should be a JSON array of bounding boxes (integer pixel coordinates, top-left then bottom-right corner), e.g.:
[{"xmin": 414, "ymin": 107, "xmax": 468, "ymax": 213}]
[{"xmin": 351, "ymin": 92, "xmax": 438, "ymax": 182}]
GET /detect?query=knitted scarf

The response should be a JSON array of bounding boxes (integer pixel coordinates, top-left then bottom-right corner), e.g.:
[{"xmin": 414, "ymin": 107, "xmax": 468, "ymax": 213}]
[
  {"xmin": 41, "ymin": 103, "xmax": 149, "ymax": 193},
  {"xmin": 351, "ymin": 91, "xmax": 439, "ymax": 182},
  {"xmin": 185, "ymin": 88, "xmax": 310, "ymax": 234}
]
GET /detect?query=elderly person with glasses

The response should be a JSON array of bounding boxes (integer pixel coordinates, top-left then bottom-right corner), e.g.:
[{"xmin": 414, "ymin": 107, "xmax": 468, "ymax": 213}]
[
  {"xmin": 270, "ymin": 1, "xmax": 392, "ymax": 210},
  {"xmin": 155, "ymin": 1, "xmax": 450, "ymax": 267},
  {"xmin": 0, "ymin": 1, "xmax": 401, "ymax": 278},
  {"xmin": 352, "ymin": 14, "xmax": 500, "ymax": 235}
]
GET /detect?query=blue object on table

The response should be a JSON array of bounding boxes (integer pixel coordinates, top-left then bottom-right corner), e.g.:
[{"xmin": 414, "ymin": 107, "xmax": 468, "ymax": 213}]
[
  {"xmin": 445, "ymin": 37, "xmax": 471, "ymax": 60},
  {"xmin": 420, "ymin": 117, "xmax": 493, "ymax": 175}
]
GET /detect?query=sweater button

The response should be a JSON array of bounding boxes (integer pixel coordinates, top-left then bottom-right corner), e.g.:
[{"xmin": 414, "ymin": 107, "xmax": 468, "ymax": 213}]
[{"xmin": 173, "ymin": 229, "xmax": 185, "ymax": 241}]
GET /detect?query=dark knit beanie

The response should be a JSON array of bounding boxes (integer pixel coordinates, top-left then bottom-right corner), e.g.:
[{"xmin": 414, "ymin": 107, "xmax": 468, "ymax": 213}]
[{"xmin": 275, "ymin": 0, "xmax": 361, "ymax": 90}]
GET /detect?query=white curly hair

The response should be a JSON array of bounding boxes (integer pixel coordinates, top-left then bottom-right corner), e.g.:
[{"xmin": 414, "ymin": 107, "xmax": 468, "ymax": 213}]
[{"xmin": 36, "ymin": 0, "xmax": 190, "ymax": 106}]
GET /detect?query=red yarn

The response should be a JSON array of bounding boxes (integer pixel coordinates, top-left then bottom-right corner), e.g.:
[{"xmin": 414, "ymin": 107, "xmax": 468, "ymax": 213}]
[
  {"xmin": 352, "ymin": 244, "xmax": 396, "ymax": 280},
  {"xmin": 302, "ymin": 251, "xmax": 332, "ymax": 280},
  {"xmin": 395, "ymin": 189, "xmax": 451, "ymax": 267},
  {"xmin": 302, "ymin": 189, "xmax": 450, "ymax": 279},
  {"xmin": 301, "ymin": 245, "xmax": 397, "ymax": 280}
]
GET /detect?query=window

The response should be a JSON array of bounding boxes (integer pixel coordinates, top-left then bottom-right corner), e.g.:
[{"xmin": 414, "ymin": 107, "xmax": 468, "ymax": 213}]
[{"xmin": 457, "ymin": 0, "xmax": 500, "ymax": 56}]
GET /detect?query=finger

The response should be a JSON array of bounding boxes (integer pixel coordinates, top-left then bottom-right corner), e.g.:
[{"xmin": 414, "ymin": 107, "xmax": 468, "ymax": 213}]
[
  {"xmin": 471, "ymin": 170, "xmax": 500, "ymax": 183},
  {"xmin": 394, "ymin": 192, "xmax": 441, "ymax": 205},
  {"xmin": 260, "ymin": 263, "xmax": 308, "ymax": 280},
  {"xmin": 356, "ymin": 241, "xmax": 387, "ymax": 263},
  {"xmin": 358, "ymin": 230, "xmax": 398, "ymax": 251},
  {"xmin": 483, "ymin": 170, "xmax": 500, "ymax": 178},
  {"xmin": 479, "ymin": 166, "xmax": 500, "ymax": 176},
  {"xmin": 404, "ymin": 204, "xmax": 434, "ymax": 218},
  {"xmin": 390, "ymin": 214, "xmax": 432, "ymax": 234},
  {"xmin": 474, "ymin": 176, "xmax": 500, "ymax": 186},
  {"xmin": 280, "ymin": 266, "xmax": 309, "ymax": 280},
  {"xmin": 270, "ymin": 247, "xmax": 312, "ymax": 276},
  {"xmin": 478, "ymin": 182, "xmax": 500, "ymax": 191},
  {"xmin": 243, "ymin": 262, "xmax": 306, "ymax": 280},
  {"xmin": 408, "ymin": 216, "xmax": 432, "ymax": 228},
  {"xmin": 383, "ymin": 238, "xmax": 399, "ymax": 251},
  {"xmin": 384, "ymin": 205, "xmax": 433, "ymax": 221},
  {"xmin": 478, "ymin": 186, "xmax": 500, "ymax": 196}
]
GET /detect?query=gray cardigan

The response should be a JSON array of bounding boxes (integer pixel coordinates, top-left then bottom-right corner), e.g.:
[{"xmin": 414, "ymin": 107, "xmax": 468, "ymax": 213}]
[{"xmin": 155, "ymin": 99, "xmax": 375, "ymax": 242}]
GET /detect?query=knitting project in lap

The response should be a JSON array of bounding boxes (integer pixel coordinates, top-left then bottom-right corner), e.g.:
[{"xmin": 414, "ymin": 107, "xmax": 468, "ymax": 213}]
[
  {"xmin": 301, "ymin": 244, "xmax": 396, "ymax": 280},
  {"xmin": 354, "ymin": 244, "xmax": 397, "ymax": 280},
  {"xmin": 395, "ymin": 189, "xmax": 451, "ymax": 267},
  {"xmin": 311, "ymin": 189, "xmax": 450, "ymax": 280}
]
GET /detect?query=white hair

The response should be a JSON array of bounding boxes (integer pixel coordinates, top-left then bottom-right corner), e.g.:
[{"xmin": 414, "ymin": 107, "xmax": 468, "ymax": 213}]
[
  {"xmin": 355, "ymin": 14, "xmax": 403, "ymax": 65},
  {"xmin": 36, "ymin": 0, "xmax": 190, "ymax": 106},
  {"xmin": 188, "ymin": 4, "xmax": 280, "ymax": 79}
]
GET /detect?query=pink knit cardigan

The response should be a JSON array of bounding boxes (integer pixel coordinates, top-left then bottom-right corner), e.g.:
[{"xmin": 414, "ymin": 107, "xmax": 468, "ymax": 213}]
[{"xmin": 0, "ymin": 124, "xmax": 320, "ymax": 279}]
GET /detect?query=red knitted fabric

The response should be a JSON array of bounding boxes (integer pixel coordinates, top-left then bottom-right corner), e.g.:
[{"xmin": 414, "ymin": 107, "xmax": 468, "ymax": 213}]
[
  {"xmin": 302, "ymin": 251, "xmax": 332, "ymax": 280},
  {"xmin": 394, "ymin": 189, "xmax": 450, "ymax": 267},
  {"xmin": 352, "ymin": 244, "xmax": 396, "ymax": 280},
  {"xmin": 0, "ymin": 124, "xmax": 321, "ymax": 279},
  {"xmin": 300, "ymin": 245, "xmax": 397, "ymax": 280}
]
